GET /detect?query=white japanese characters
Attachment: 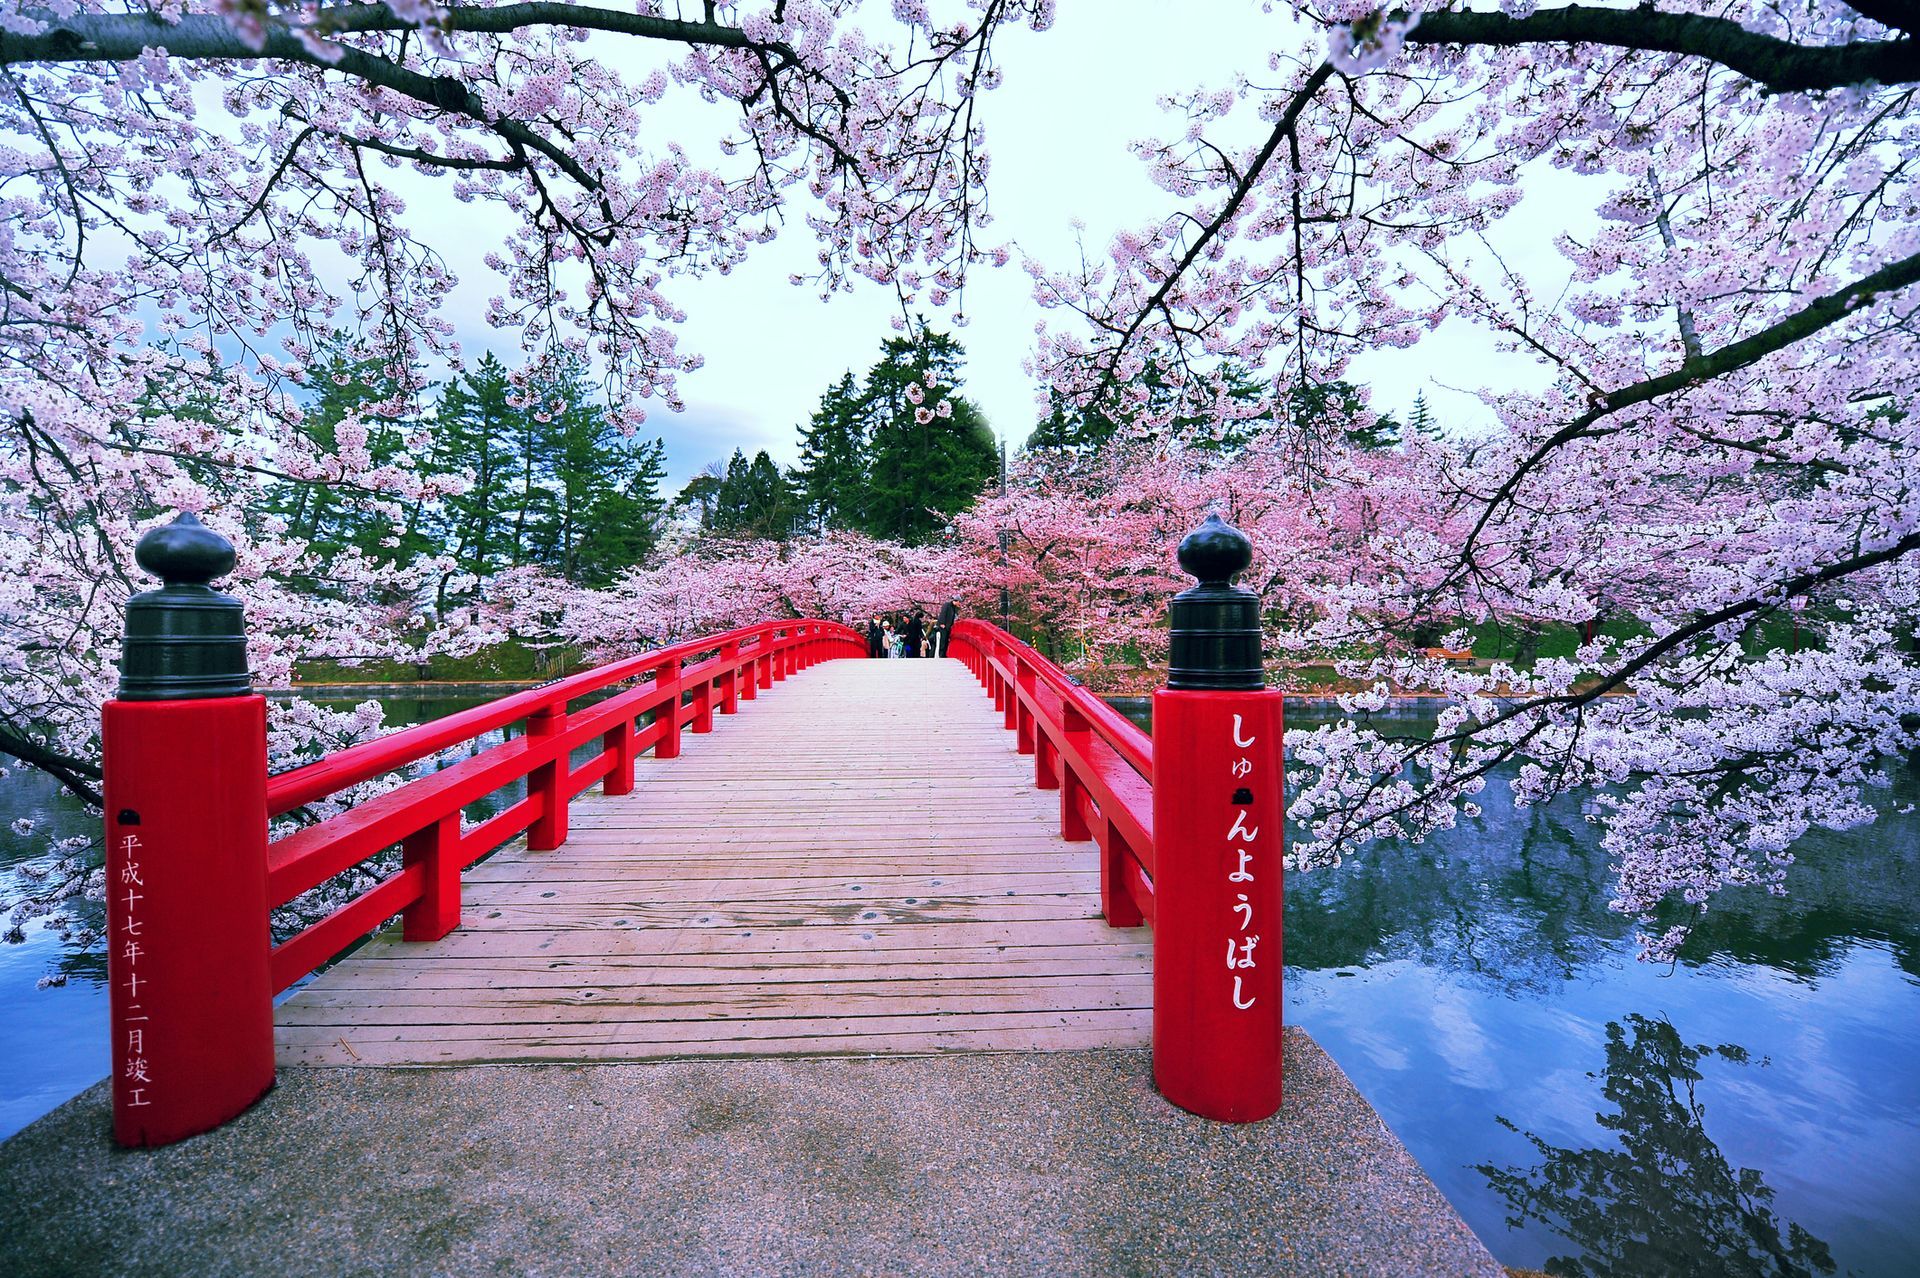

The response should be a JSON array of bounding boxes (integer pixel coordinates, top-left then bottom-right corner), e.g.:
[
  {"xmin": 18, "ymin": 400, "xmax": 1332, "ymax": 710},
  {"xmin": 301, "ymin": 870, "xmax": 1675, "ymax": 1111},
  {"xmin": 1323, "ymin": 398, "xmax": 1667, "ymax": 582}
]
[
  {"xmin": 1226, "ymin": 720, "xmax": 1260, "ymax": 1012},
  {"xmin": 117, "ymin": 831, "xmax": 153, "ymax": 1108}
]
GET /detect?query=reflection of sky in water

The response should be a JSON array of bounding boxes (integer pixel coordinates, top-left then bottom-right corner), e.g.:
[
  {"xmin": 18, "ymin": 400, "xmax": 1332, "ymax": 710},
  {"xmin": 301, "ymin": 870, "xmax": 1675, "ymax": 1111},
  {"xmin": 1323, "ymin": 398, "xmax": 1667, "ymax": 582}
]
[
  {"xmin": 4, "ymin": 696, "xmax": 1918, "ymax": 1275},
  {"xmin": 1270, "ymin": 707, "xmax": 1920, "ymax": 1277}
]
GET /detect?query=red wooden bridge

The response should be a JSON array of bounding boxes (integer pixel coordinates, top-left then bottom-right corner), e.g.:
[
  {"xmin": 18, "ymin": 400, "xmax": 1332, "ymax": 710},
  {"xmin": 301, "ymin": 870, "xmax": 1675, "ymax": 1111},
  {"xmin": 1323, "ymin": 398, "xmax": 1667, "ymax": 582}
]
[{"xmin": 99, "ymin": 513, "xmax": 1286, "ymax": 1148}]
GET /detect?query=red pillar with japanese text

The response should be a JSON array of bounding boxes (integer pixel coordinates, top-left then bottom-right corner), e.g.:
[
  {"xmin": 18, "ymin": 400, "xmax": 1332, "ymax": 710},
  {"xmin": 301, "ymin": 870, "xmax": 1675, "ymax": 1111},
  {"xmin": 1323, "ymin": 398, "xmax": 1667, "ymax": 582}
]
[
  {"xmin": 1150, "ymin": 514, "xmax": 1284, "ymax": 1123},
  {"xmin": 102, "ymin": 514, "xmax": 275, "ymax": 1147}
]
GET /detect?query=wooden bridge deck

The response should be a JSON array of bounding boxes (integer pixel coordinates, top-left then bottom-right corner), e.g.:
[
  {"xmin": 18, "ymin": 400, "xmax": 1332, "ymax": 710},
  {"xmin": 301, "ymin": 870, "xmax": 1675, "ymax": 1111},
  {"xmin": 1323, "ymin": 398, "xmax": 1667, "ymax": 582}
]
[{"xmin": 275, "ymin": 659, "xmax": 1154, "ymax": 1066}]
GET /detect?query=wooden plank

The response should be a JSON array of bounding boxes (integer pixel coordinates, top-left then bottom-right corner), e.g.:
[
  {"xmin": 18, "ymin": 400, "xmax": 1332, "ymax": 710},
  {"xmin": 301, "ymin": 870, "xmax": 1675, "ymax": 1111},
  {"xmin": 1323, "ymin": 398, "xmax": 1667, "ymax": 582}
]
[
  {"xmin": 276, "ymin": 660, "xmax": 1155, "ymax": 1067},
  {"xmin": 278, "ymin": 975, "xmax": 1154, "ymax": 1024},
  {"xmin": 461, "ymin": 871, "xmax": 1101, "ymax": 903},
  {"xmin": 277, "ymin": 950, "xmax": 1157, "ymax": 993},
  {"xmin": 278, "ymin": 1025, "xmax": 1149, "ymax": 1067}
]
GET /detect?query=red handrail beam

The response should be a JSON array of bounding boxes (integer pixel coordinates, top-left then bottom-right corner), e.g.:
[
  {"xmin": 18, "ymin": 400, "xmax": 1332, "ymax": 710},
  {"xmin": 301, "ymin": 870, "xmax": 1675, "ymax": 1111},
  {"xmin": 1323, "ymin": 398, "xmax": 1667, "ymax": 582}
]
[{"xmin": 269, "ymin": 621, "xmax": 790, "ymax": 815}]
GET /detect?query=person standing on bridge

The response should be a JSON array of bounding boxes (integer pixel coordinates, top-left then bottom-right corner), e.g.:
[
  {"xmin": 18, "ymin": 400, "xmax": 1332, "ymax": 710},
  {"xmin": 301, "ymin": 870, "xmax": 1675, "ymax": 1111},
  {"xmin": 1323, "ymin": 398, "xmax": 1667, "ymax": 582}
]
[
  {"xmin": 866, "ymin": 615, "xmax": 883, "ymax": 658},
  {"xmin": 905, "ymin": 611, "xmax": 925, "ymax": 659}
]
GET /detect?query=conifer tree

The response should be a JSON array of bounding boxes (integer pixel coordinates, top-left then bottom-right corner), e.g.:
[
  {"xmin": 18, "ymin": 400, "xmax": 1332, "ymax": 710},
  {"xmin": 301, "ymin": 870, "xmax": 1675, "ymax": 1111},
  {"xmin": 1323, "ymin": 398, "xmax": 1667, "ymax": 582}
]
[
  {"xmin": 436, "ymin": 352, "xmax": 518, "ymax": 582},
  {"xmin": 794, "ymin": 371, "xmax": 868, "ymax": 531},
  {"xmin": 858, "ymin": 326, "xmax": 996, "ymax": 544},
  {"xmin": 1409, "ymin": 391, "xmax": 1441, "ymax": 443}
]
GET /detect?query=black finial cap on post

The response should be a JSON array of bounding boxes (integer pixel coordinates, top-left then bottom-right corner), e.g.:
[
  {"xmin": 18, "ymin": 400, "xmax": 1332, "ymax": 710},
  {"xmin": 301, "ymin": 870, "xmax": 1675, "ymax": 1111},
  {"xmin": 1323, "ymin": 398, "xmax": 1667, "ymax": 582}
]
[
  {"xmin": 1167, "ymin": 513, "xmax": 1264, "ymax": 690},
  {"xmin": 118, "ymin": 513, "xmax": 252, "ymax": 701}
]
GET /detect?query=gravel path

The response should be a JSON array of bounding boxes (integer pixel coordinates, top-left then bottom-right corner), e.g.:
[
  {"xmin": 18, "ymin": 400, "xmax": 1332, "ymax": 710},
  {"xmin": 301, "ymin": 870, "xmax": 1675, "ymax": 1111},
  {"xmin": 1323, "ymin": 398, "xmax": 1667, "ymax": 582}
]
[{"xmin": 0, "ymin": 1030, "xmax": 1501, "ymax": 1277}]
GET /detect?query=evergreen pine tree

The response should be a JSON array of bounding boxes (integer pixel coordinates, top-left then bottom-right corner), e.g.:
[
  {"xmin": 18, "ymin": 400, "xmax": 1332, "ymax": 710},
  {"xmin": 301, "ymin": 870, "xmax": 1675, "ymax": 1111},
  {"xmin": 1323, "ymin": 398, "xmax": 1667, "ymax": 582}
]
[
  {"xmin": 794, "ymin": 371, "xmax": 868, "ymax": 531},
  {"xmin": 526, "ymin": 360, "xmax": 670, "ymax": 583},
  {"xmin": 269, "ymin": 334, "xmax": 420, "ymax": 563},
  {"xmin": 1409, "ymin": 390, "xmax": 1441, "ymax": 442},
  {"xmin": 857, "ymin": 326, "xmax": 996, "ymax": 544},
  {"xmin": 436, "ymin": 352, "xmax": 517, "ymax": 583}
]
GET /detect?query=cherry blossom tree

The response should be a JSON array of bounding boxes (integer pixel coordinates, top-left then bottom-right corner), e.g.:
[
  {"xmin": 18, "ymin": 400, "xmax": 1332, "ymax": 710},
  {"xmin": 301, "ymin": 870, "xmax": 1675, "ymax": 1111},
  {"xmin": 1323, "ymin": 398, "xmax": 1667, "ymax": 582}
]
[
  {"xmin": 0, "ymin": 0, "xmax": 1048, "ymax": 941},
  {"xmin": 1, "ymin": 0, "xmax": 1049, "ymax": 771},
  {"xmin": 1030, "ymin": 1, "xmax": 1920, "ymax": 957}
]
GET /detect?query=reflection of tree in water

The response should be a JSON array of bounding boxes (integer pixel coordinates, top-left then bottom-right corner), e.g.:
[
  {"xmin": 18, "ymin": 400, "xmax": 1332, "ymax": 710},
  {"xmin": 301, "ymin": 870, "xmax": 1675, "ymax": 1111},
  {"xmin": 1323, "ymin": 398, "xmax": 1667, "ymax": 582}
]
[
  {"xmin": 1478, "ymin": 1015, "xmax": 1835, "ymax": 1278},
  {"xmin": 1282, "ymin": 751, "xmax": 1920, "ymax": 988},
  {"xmin": 1284, "ymin": 802, "xmax": 1630, "ymax": 995}
]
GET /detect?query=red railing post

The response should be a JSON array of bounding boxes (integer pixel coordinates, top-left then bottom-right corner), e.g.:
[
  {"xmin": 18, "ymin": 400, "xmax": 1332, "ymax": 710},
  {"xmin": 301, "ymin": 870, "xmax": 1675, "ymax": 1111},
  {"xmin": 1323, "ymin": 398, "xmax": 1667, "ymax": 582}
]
[
  {"xmin": 1015, "ymin": 658, "xmax": 1036, "ymax": 755},
  {"xmin": 756, "ymin": 634, "xmax": 774, "ymax": 689},
  {"xmin": 1035, "ymin": 734, "xmax": 1059, "ymax": 790},
  {"xmin": 1151, "ymin": 515, "xmax": 1284, "ymax": 1124},
  {"xmin": 101, "ymin": 514, "xmax": 274, "ymax": 1146},
  {"xmin": 691, "ymin": 669, "xmax": 715, "ymax": 734},
  {"xmin": 739, "ymin": 645, "xmax": 758, "ymax": 700},
  {"xmin": 401, "ymin": 813, "xmax": 461, "ymax": 941},
  {"xmin": 720, "ymin": 640, "xmax": 741, "ymax": 714},
  {"xmin": 1058, "ymin": 701, "xmax": 1092, "ymax": 842},
  {"xmin": 603, "ymin": 716, "xmax": 636, "ymax": 796},
  {"xmin": 526, "ymin": 702, "xmax": 568, "ymax": 850},
  {"xmin": 772, "ymin": 627, "xmax": 790, "ymax": 681},
  {"xmin": 655, "ymin": 658, "xmax": 683, "ymax": 756}
]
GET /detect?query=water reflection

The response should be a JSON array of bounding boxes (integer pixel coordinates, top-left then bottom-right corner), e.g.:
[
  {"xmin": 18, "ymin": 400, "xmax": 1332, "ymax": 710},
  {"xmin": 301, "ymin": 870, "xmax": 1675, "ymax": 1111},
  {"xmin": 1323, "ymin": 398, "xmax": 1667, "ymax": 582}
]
[
  {"xmin": 1478, "ymin": 1014, "xmax": 1836, "ymax": 1278},
  {"xmin": 1120, "ymin": 698, "xmax": 1920, "ymax": 1275}
]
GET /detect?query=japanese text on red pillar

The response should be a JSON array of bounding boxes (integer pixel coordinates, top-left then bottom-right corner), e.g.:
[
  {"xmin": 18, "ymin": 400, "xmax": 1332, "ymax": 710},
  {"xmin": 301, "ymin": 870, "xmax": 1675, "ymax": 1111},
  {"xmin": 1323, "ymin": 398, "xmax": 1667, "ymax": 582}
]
[
  {"xmin": 1227, "ymin": 714, "xmax": 1259, "ymax": 1010},
  {"xmin": 119, "ymin": 833, "xmax": 153, "ymax": 1106}
]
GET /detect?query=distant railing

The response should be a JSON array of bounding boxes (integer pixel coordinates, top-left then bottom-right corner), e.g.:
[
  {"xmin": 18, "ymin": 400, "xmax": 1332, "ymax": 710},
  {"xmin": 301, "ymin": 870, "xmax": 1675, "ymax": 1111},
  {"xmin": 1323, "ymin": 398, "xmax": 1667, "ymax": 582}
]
[{"xmin": 948, "ymin": 620, "xmax": 1156, "ymax": 929}]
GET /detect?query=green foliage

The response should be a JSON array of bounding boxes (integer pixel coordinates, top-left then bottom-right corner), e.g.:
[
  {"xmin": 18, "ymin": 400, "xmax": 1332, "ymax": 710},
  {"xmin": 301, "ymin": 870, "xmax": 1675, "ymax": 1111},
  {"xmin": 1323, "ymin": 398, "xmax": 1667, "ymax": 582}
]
[
  {"xmin": 709, "ymin": 447, "xmax": 801, "ymax": 539},
  {"xmin": 1409, "ymin": 390, "xmax": 1441, "ymax": 442},
  {"xmin": 795, "ymin": 371, "xmax": 867, "ymax": 531},
  {"xmin": 859, "ymin": 327, "xmax": 997, "ymax": 543},
  {"xmin": 267, "ymin": 344, "xmax": 669, "ymax": 595},
  {"xmin": 1022, "ymin": 367, "xmax": 1401, "ymax": 459},
  {"xmin": 435, "ymin": 352, "xmax": 518, "ymax": 580},
  {"xmin": 521, "ymin": 360, "xmax": 670, "ymax": 585},
  {"xmin": 1292, "ymin": 380, "xmax": 1400, "ymax": 451},
  {"xmin": 783, "ymin": 324, "xmax": 996, "ymax": 544},
  {"xmin": 265, "ymin": 334, "xmax": 422, "ymax": 566}
]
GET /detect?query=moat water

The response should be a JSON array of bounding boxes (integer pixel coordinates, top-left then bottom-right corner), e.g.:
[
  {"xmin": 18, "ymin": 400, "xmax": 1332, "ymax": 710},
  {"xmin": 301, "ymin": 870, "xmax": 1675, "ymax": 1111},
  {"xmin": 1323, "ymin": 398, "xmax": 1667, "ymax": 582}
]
[{"xmin": 3, "ymin": 689, "xmax": 1915, "ymax": 1276}]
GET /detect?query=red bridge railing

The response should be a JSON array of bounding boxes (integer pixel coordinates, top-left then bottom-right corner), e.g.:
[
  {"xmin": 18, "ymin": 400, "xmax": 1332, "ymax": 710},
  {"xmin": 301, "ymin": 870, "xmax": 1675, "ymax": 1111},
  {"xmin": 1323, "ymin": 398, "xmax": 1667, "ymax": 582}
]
[
  {"xmin": 100, "ymin": 541, "xmax": 864, "ymax": 1147},
  {"xmin": 948, "ymin": 515, "xmax": 1286, "ymax": 1126},
  {"xmin": 948, "ymin": 620, "xmax": 1157, "ymax": 930},
  {"xmin": 100, "ymin": 510, "xmax": 1282, "ymax": 1147},
  {"xmin": 261, "ymin": 620, "xmax": 864, "ymax": 994}
]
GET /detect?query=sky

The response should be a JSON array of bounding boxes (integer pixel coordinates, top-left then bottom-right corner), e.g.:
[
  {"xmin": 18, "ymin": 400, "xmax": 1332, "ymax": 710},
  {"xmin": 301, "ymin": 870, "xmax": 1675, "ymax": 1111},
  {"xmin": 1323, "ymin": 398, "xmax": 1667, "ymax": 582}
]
[{"xmin": 395, "ymin": 1, "xmax": 1580, "ymax": 491}]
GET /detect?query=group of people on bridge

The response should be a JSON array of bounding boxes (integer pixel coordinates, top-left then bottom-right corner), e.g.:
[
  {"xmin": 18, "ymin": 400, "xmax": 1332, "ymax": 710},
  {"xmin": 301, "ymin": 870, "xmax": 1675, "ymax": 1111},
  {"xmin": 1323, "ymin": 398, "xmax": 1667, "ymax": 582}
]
[{"xmin": 865, "ymin": 604, "xmax": 954, "ymax": 660}]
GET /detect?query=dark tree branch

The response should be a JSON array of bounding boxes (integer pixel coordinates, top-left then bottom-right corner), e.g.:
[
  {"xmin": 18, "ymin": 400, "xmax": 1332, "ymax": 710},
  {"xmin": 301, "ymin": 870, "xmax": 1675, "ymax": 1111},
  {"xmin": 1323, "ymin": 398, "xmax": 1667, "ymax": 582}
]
[
  {"xmin": 1445, "ymin": 245, "xmax": 1920, "ymax": 575},
  {"xmin": 0, "ymin": 724, "xmax": 103, "ymax": 807},
  {"xmin": 1090, "ymin": 61, "xmax": 1336, "ymax": 403},
  {"xmin": 0, "ymin": 4, "xmax": 770, "ymax": 65},
  {"xmin": 1411, "ymin": 6, "xmax": 1920, "ymax": 93}
]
